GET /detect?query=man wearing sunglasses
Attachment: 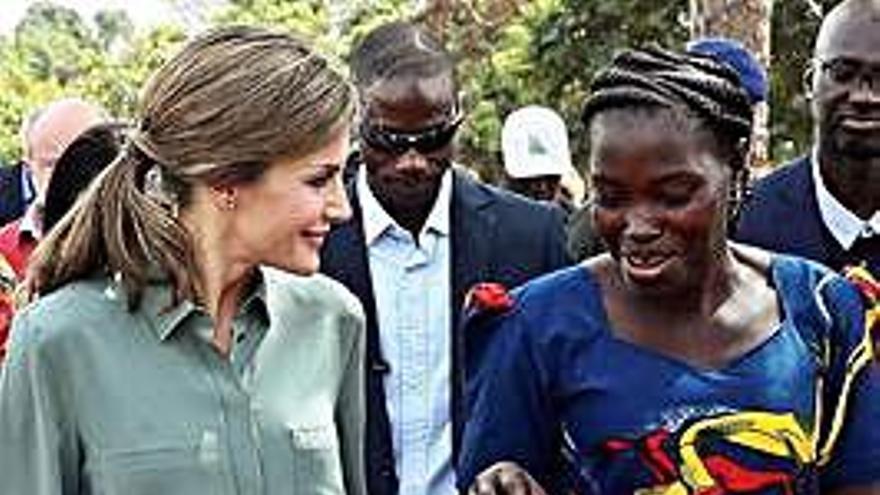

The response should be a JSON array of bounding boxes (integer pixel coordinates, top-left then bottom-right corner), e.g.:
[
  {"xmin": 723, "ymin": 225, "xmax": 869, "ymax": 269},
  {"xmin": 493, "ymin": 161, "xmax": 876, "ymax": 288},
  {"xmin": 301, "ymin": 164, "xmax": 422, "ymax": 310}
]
[
  {"xmin": 321, "ymin": 20, "xmax": 570, "ymax": 495},
  {"xmin": 736, "ymin": 0, "xmax": 880, "ymax": 276}
]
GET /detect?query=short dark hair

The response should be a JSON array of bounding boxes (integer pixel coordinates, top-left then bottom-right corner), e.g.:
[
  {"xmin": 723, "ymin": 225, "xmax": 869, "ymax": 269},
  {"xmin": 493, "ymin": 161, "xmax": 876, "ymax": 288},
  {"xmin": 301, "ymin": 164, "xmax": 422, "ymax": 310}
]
[{"xmin": 350, "ymin": 20, "xmax": 454, "ymax": 91}]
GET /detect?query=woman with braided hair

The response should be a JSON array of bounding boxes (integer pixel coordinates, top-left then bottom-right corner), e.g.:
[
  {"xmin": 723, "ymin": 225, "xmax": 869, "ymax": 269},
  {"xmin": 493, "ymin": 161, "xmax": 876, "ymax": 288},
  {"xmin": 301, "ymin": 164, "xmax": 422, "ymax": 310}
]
[{"xmin": 458, "ymin": 47, "xmax": 880, "ymax": 494}]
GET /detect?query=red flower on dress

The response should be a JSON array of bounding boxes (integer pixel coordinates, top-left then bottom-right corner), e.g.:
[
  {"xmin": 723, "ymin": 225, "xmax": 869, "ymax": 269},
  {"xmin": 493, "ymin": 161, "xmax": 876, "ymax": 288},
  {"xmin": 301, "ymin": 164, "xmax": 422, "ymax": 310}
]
[{"xmin": 466, "ymin": 282, "xmax": 514, "ymax": 314}]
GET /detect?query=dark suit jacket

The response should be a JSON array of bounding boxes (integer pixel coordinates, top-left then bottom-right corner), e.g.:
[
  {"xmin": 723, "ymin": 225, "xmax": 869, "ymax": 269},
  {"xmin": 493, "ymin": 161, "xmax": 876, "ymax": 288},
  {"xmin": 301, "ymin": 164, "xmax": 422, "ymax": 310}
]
[
  {"xmin": 320, "ymin": 170, "xmax": 570, "ymax": 495},
  {"xmin": 0, "ymin": 162, "xmax": 30, "ymax": 227},
  {"xmin": 735, "ymin": 155, "xmax": 879, "ymax": 274}
]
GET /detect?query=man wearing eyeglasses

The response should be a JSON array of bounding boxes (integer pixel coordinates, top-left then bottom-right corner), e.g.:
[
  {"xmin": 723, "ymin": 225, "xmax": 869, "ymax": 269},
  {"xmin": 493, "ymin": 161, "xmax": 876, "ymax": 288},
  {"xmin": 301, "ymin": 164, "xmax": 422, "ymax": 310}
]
[
  {"xmin": 736, "ymin": 0, "xmax": 880, "ymax": 277},
  {"xmin": 321, "ymin": 20, "xmax": 570, "ymax": 495}
]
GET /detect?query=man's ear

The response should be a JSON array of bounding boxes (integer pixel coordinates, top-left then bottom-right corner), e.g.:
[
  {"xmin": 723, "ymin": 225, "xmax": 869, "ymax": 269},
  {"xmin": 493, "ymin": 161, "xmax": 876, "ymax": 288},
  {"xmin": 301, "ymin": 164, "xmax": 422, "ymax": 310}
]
[{"xmin": 802, "ymin": 63, "xmax": 816, "ymax": 101}]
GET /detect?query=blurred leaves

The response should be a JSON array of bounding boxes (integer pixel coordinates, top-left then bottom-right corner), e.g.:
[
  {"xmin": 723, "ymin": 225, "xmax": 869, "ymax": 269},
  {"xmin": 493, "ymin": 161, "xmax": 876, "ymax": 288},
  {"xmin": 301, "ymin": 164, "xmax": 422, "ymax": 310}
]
[
  {"xmin": 0, "ymin": 1, "xmax": 185, "ymax": 162},
  {"xmin": 0, "ymin": 0, "xmax": 837, "ymax": 176},
  {"xmin": 447, "ymin": 0, "xmax": 688, "ymax": 181},
  {"xmin": 768, "ymin": 0, "xmax": 837, "ymax": 162}
]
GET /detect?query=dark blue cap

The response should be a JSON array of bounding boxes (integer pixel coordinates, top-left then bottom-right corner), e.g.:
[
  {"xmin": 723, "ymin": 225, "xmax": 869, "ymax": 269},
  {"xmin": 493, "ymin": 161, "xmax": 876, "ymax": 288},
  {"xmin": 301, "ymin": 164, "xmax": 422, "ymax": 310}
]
[{"xmin": 687, "ymin": 37, "xmax": 768, "ymax": 105}]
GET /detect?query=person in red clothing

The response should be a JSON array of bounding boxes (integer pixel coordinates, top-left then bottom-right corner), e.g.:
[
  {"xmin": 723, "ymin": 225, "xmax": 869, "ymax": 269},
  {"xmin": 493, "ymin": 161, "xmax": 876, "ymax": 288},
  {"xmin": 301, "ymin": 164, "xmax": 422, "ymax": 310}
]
[{"xmin": 0, "ymin": 98, "xmax": 107, "ymax": 361}]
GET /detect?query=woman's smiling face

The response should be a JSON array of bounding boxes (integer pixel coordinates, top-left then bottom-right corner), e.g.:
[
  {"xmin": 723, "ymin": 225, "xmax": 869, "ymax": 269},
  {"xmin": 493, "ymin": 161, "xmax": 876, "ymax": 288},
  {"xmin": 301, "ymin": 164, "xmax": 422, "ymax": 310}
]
[{"xmin": 589, "ymin": 108, "xmax": 731, "ymax": 297}]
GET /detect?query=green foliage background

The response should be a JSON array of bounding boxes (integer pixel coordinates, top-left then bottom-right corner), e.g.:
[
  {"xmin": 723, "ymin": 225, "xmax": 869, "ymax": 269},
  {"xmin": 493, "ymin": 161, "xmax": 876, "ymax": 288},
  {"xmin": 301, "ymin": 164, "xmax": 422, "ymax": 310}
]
[
  {"xmin": 769, "ymin": 0, "xmax": 838, "ymax": 160},
  {"xmin": 0, "ymin": 0, "xmax": 828, "ymax": 182}
]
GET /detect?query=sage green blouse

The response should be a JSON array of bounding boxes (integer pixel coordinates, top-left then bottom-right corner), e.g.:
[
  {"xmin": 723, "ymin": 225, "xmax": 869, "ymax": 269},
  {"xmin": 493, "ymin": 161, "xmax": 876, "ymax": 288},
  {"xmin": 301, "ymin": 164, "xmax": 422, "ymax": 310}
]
[{"xmin": 0, "ymin": 268, "xmax": 366, "ymax": 495}]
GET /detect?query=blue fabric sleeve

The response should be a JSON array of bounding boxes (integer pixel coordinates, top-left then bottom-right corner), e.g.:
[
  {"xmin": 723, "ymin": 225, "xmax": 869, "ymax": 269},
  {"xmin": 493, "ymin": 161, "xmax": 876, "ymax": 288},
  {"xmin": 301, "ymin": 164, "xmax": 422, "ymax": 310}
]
[
  {"xmin": 456, "ymin": 302, "xmax": 559, "ymax": 492},
  {"xmin": 821, "ymin": 363, "xmax": 880, "ymax": 488},
  {"xmin": 546, "ymin": 203, "xmax": 574, "ymax": 268},
  {"xmin": 819, "ymin": 276, "xmax": 880, "ymax": 488}
]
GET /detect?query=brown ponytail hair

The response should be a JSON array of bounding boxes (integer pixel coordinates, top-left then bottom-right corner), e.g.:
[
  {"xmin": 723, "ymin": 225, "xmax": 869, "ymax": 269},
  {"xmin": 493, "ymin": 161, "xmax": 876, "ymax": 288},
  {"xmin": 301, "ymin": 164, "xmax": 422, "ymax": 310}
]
[{"xmin": 30, "ymin": 26, "xmax": 354, "ymax": 308}]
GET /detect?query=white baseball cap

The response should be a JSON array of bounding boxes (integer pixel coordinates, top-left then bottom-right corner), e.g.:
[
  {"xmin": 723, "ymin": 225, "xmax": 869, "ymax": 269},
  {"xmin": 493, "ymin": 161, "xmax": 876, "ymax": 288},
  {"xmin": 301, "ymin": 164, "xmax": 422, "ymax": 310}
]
[{"xmin": 501, "ymin": 105, "xmax": 573, "ymax": 179}]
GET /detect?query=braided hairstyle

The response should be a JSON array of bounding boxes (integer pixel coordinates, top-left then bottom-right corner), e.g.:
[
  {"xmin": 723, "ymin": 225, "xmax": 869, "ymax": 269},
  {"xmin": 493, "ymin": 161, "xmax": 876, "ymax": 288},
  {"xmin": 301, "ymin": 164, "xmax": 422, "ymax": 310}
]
[
  {"xmin": 350, "ymin": 20, "xmax": 455, "ymax": 93},
  {"xmin": 581, "ymin": 46, "xmax": 754, "ymax": 225}
]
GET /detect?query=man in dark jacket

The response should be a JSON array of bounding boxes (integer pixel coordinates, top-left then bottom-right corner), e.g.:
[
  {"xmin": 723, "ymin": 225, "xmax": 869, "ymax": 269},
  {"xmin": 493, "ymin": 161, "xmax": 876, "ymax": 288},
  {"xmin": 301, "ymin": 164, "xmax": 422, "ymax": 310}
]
[
  {"xmin": 320, "ymin": 21, "xmax": 570, "ymax": 495},
  {"xmin": 0, "ymin": 161, "xmax": 32, "ymax": 227},
  {"xmin": 0, "ymin": 109, "xmax": 42, "ymax": 226},
  {"xmin": 736, "ymin": 0, "xmax": 880, "ymax": 275}
]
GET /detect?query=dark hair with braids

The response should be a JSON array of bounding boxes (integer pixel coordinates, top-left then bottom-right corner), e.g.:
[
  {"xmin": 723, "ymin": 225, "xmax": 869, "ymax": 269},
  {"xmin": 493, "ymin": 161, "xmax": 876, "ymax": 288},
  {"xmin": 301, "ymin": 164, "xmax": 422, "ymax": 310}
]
[
  {"xmin": 350, "ymin": 20, "xmax": 455, "ymax": 92},
  {"xmin": 581, "ymin": 46, "xmax": 755, "ymax": 224}
]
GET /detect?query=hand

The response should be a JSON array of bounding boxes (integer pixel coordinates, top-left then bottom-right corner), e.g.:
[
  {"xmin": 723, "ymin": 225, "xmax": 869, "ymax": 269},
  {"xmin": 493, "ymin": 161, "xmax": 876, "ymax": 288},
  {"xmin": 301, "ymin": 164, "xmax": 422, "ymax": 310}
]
[{"xmin": 468, "ymin": 461, "xmax": 547, "ymax": 495}]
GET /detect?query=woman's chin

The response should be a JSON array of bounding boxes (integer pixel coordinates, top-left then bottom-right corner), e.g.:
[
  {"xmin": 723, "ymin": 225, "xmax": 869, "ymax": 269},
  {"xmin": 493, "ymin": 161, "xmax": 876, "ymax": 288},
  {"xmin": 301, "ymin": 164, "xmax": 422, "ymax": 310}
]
[{"xmin": 291, "ymin": 261, "xmax": 320, "ymax": 276}]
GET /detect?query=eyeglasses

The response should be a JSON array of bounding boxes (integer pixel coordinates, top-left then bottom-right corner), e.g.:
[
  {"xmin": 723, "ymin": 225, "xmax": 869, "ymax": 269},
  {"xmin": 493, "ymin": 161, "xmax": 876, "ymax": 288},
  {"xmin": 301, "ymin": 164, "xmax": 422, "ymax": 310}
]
[
  {"xmin": 816, "ymin": 57, "xmax": 880, "ymax": 90},
  {"xmin": 360, "ymin": 112, "xmax": 463, "ymax": 156}
]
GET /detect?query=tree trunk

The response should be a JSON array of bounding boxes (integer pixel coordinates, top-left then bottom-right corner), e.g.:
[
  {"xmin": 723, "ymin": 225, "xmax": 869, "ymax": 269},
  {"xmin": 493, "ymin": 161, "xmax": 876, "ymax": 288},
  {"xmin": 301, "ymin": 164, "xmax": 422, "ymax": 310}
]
[
  {"xmin": 417, "ymin": 0, "xmax": 454, "ymax": 41},
  {"xmin": 690, "ymin": 0, "xmax": 774, "ymax": 172}
]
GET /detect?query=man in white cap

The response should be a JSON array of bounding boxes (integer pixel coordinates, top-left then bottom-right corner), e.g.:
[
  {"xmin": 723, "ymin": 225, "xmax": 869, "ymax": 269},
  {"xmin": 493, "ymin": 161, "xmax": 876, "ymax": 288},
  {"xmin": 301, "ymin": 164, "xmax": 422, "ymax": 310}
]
[{"xmin": 501, "ymin": 105, "xmax": 574, "ymax": 206}]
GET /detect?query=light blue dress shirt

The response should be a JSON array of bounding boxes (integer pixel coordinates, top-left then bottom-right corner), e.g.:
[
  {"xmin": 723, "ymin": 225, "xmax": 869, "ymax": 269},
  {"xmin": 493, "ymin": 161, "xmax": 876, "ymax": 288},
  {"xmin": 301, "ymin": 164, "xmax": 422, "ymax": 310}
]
[{"xmin": 357, "ymin": 168, "xmax": 456, "ymax": 495}]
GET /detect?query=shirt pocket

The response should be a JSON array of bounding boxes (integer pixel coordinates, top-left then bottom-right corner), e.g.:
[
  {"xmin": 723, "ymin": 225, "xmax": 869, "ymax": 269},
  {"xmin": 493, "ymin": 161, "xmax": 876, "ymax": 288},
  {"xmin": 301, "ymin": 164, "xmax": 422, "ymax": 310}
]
[
  {"xmin": 289, "ymin": 424, "xmax": 346, "ymax": 494},
  {"xmin": 95, "ymin": 437, "xmax": 223, "ymax": 495}
]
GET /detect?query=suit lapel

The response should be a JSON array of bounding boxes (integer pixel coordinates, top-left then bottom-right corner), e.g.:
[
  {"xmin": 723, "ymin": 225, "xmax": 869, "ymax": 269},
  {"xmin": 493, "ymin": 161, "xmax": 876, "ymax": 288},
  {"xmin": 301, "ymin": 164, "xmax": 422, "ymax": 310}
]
[
  {"xmin": 451, "ymin": 172, "xmax": 496, "ymax": 327},
  {"xmin": 449, "ymin": 171, "xmax": 496, "ymax": 461}
]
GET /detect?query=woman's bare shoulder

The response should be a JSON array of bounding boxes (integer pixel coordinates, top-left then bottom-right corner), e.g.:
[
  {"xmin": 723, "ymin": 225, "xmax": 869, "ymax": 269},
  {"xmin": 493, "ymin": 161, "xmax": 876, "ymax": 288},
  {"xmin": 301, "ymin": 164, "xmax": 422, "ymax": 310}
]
[{"xmin": 729, "ymin": 241, "xmax": 774, "ymax": 278}]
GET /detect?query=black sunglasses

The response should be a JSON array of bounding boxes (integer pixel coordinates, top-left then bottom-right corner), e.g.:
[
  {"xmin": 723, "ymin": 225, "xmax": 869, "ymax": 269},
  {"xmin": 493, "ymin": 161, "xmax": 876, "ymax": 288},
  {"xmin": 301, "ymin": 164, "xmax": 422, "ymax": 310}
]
[{"xmin": 360, "ymin": 113, "xmax": 463, "ymax": 155}]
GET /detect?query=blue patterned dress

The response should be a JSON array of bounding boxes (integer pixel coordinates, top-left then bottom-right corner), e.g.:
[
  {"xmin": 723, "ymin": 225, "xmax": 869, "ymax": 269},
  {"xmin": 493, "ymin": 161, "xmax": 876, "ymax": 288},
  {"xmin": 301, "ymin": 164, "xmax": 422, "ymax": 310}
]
[{"xmin": 458, "ymin": 256, "xmax": 880, "ymax": 494}]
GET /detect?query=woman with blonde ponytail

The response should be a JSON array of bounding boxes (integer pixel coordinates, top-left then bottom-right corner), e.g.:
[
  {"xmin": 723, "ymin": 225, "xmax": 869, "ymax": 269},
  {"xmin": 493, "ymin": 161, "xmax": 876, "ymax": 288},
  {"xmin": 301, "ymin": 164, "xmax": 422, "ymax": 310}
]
[{"xmin": 0, "ymin": 26, "xmax": 365, "ymax": 495}]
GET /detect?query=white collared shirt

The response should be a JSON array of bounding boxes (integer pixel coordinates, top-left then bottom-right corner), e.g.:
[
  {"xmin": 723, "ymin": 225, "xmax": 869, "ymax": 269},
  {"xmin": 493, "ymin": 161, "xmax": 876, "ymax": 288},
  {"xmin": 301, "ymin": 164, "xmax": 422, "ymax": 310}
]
[
  {"xmin": 812, "ymin": 148, "xmax": 880, "ymax": 250},
  {"xmin": 357, "ymin": 167, "xmax": 456, "ymax": 495}
]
